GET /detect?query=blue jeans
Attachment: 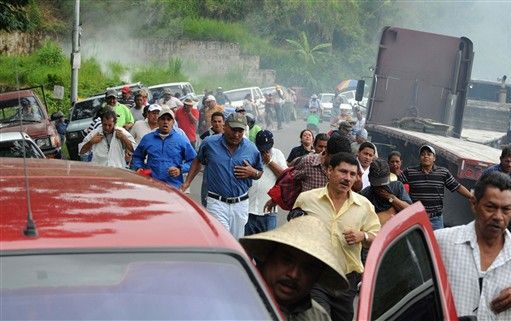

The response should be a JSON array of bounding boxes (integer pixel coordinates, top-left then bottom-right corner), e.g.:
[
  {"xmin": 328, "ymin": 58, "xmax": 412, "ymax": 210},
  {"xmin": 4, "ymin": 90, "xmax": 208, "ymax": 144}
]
[
  {"xmin": 429, "ymin": 214, "xmax": 444, "ymax": 230},
  {"xmin": 244, "ymin": 213, "xmax": 277, "ymax": 236}
]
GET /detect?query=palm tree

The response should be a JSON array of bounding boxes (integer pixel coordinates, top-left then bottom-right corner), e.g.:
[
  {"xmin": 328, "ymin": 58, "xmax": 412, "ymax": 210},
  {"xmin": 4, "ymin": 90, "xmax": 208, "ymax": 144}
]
[{"xmin": 285, "ymin": 32, "xmax": 332, "ymax": 64}]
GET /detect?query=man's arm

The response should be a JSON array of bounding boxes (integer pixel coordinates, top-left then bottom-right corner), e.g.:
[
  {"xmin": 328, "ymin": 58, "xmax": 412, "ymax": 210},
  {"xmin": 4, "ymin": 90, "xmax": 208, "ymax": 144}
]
[
  {"xmin": 491, "ymin": 287, "xmax": 511, "ymax": 314},
  {"xmin": 116, "ymin": 129, "xmax": 134, "ymax": 153},
  {"xmin": 79, "ymin": 131, "xmax": 102, "ymax": 154},
  {"xmin": 180, "ymin": 158, "xmax": 202, "ymax": 192},
  {"xmin": 456, "ymin": 185, "xmax": 473, "ymax": 200}
]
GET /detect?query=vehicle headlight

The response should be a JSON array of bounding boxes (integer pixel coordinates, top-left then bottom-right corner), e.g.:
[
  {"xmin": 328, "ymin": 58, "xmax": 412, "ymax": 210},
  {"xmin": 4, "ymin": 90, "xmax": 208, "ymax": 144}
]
[
  {"xmin": 36, "ymin": 137, "xmax": 52, "ymax": 149},
  {"xmin": 67, "ymin": 131, "xmax": 79, "ymax": 139}
]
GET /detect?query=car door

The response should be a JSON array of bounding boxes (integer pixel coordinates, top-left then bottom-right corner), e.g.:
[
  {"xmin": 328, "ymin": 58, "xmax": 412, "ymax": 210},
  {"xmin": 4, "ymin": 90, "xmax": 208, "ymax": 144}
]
[{"xmin": 357, "ymin": 202, "xmax": 458, "ymax": 321}]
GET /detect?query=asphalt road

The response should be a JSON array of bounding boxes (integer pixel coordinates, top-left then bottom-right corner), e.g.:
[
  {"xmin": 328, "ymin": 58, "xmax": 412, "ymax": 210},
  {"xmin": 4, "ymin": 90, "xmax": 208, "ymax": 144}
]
[{"xmin": 186, "ymin": 116, "xmax": 334, "ymax": 225}]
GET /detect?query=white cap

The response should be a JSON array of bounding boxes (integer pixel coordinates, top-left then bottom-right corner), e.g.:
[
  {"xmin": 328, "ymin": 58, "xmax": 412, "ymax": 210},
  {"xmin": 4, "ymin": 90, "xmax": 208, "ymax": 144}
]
[
  {"xmin": 148, "ymin": 104, "xmax": 162, "ymax": 112},
  {"xmin": 205, "ymin": 95, "xmax": 216, "ymax": 102}
]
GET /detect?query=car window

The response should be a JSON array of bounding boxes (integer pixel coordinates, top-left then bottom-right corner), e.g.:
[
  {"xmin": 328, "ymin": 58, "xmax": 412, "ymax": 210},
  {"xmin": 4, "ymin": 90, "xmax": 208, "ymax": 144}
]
[
  {"xmin": 225, "ymin": 89, "xmax": 251, "ymax": 102},
  {"xmin": 0, "ymin": 139, "xmax": 44, "ymax": 158},
  {"xmin": 343, "ymin": 91, "xmax": 355, "ymax": 100},
  {"xmin": 1, "ymin": 252, "xmax": 276, "ymax": 321},
  {"xmin": 321, "ymin": 94, "xmax": 334, "ymax": 102},
  {"xmin": 255, "ymin": 88, "xmax": 263, "ymax": 100},
  {"xmin": 0, "ymin": 97, "xmax": 44, "ymax": 123},
  {"xmin": 71, "ymin": 97, "xmax": 105, "ymax": 121},
  {"xmin": 371, "ymin": 228, "xmax": 444, "ymax": 321}
]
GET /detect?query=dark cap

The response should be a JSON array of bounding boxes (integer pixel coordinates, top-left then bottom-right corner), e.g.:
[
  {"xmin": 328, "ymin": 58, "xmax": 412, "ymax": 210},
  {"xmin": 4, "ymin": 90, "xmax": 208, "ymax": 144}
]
[
  {"xmin": 256, "ymin": 130, "xmax": 274, "ymax": 152},
  {"xmin": 420, "ymin": 145, "xmax": 436, "ymax": 155},
  {"xmin": 106, "ymin": 89, "xmax": 117, "ymax": 98},
  {"xmin": 338, "ymin": 121, "xmax": 352, "ymax": 129},
  {"xmin": 368, "ymin": 158, "xmax": 390, "ymax": 187},
  {"xmin": 226, "ymin": 112, "xmax": 247, "ymax": 129}
]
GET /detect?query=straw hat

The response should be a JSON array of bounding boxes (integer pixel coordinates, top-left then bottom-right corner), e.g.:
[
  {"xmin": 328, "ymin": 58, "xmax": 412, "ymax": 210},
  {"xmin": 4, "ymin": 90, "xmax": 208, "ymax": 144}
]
[{"xmin": 240, "ymin": 216, "xmax": 348, "ymax": 292}]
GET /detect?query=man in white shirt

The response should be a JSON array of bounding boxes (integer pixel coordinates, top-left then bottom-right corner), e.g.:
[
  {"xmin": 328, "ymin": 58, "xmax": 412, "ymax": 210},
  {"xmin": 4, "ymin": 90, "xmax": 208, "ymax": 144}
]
[
  {"xmin": 357, "ymin": 141, "xmax": 376, "ymax": 189},
  {"xmin": 435, "ymin": 171, "xmax": 511, "ymax": 321},
  {"xmin": 245, "ymin": 130, "xmax": 287, "ymax": 236},
  {"xmin": 79, "ymin": 110, "xmax": 135, "ymax": 168},
  {"xmin": 131, "ymin": 104, "xmax": 161, "ymax": 144}
]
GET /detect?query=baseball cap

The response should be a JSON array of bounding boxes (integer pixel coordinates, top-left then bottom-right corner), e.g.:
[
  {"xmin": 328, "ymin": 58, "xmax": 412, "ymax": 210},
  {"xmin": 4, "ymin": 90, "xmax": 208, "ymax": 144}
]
[
  {"xmin": 420, "ymin": 145, "xmax": 436, "ymax": 155},
  {"xmin": 183, "ymin": 98, "xmax": 194, "ymax": 106},
  {"xmin": 148, "ymin": 104, "xmax": 162, "ymax": 112},
  {"xmin": 368, "ymin": 158, "xmax": 390, "ymax": 187},
  {"xmin": 338, "ymin": 121, "xmax": 352, "ymax": 129},
  {"xmin": 106, "ymin": 89, "xmax": 117, "ymax": 98},
  {"xmin": 205, "ymin": 95, "xmax": 216, "ymax": 102},
  {"xmin": 256, "ymin": 130, "xmax": 274, "ymax": 152},
  {"xmin": 235, "ymin": 106, "xmax": 246, "ymax": 112},
  {"xmin": 121, "ymin": 86, "xmax": 130, "ymax": 94},
  {"xmin": 226, "ymin": 112, "xmax": 247, "ymax": 129},
  {"xmin": 158, "ymin": 106, "xmax": 175, "ymax": 119}
]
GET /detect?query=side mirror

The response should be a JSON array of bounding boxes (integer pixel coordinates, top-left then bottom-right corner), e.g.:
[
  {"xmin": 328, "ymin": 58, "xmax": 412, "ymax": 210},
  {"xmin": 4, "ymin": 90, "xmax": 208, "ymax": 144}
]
[{"xmin": 355, "ymin": 80, "xmax": 365, "ymax": 102}]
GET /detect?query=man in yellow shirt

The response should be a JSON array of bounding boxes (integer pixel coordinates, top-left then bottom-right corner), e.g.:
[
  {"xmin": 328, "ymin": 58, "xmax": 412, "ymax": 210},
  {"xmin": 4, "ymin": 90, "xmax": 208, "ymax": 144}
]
[{"xmin": 293, "ymin": 152, "xmax": 380, "ymax": 321}]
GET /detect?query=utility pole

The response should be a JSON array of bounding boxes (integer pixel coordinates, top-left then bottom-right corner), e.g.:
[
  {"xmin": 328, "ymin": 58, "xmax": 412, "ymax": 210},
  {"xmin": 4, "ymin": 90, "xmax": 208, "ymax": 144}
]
[{"xmin": 70, "ymin": 0, "xmax": 81, "ymax": 105}]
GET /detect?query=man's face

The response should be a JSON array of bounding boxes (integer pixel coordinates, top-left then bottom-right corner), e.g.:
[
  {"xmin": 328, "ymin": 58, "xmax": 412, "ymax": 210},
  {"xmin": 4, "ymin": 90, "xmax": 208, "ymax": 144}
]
[
  {"xmin": 206, "ymin": 100, "xmax": 216, "ymax": 108},
  {"xmin": 419, "ymin": 150, "xmax": 436, "ymax": 167},
  {"xmin": 211, "ymin": 115, "xmax": 225, "ymax": 133},
  {"xmin": 158, "ymin": 114, "xmax": 174, "ymax": 134},
  {"xmin": 223, "ymin": 124, "xmax": 244, "ymax": 146},
  {"xmin": 135, "ymin": 96, "xmax": 144, "ymax": 108},
  {"xmin": 122, "ymin": 92, "xmax": 130, "ymax": 100},
  {"xmin": 101, "ymin": 117, "xmax": 116, "ymax": 134},
  {"xmin": 328, "ymin": 161, "xmax": 358, "ymax": 194},
  {"xmin": 388, "ymin": 155, "xmax": 402, "ymax": 174},
  {"xmin": 261, "ymin": 244, "xmax": 323, "ymax": 307},
  {"xmin": 147, "ymin": 110, "xmax": 159, "ymax": 124},
  {"xmin": 358, "ymin": 147, "xmax": 375, "ymax": 169},
  {"xmin": 106, "ymin": 96, "xmax": 117, "ymax": 107},
  {"xmin": 472, "ymin": 186, "xmax": 511, "ymax": 240},
  {"xmin": 500, "ymin": 156, "xmax": 511, "ymax": 173},
  {"xmin": 314, "ymin": 139, "xmax": 328, "ymax": 154}
]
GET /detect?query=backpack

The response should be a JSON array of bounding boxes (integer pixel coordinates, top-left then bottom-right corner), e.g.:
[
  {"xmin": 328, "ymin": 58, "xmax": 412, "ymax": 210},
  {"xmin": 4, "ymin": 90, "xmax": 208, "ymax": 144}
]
[{"xmin": 267, "ymin": 166, "xmax": 302, "ymax": 211}]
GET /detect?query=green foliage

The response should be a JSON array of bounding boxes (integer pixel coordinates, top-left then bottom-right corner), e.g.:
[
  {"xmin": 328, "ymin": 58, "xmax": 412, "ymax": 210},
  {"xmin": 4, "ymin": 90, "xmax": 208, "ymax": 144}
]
[
  {"xmin": 0, "ymin": 0, "xmax": 36, "ymax": 31},
  {"xmin": 285, "ymin": 32, "xmax": 332, "ymax": 65},
  {"xmin": 132, "ymin": 58, "xmax": 186, "ymax": 86},
  {"xmin": 36, "ymin": 41, "xmax": 65, "ymax": 66}
]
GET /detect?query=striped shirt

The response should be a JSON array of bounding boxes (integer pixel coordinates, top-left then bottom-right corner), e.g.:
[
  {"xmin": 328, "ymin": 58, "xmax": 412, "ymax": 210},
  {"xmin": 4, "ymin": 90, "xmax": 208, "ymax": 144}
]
[
  {"xmin": 435, "ymin": 222, "xmax": 511, "ymax": 320},
  {"xmin": 399, "ymin": 165, "xmax": 460, "ymax": 217},
  {"xmin": 294, "ymin": 153, "xmax": 328, "ymax": 192}
]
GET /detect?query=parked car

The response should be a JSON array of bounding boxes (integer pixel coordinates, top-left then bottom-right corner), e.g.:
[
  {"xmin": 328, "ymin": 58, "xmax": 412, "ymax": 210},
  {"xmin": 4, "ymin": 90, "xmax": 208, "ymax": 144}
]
[
  {"xmin": 0, "ymin": 89, "xmax": 61, "ymax": 158},
  {"xmin": 318, "ymin": 93, "xmax": 334, "ymax": 119},
  {"xmin": 148, "ymin": 82, "xmax": 196, "ymax": 103},
  {"xmin": 340, "ymin": 89, "xmax": 368, "ymax": 109},
  {"xmin": 224, "ymin": 86, "xmax": 265, "ymax": 116},
  {"xmin": 0, "ymin": 132, "xmax": 45, "ymax": 158},
  {"xmin": 66, "ymin": 83, "xmax": 145, "ymax": 160},
  {"xmin": 0, "ymin": 158, "xmax": 283, "ymax": 321}
]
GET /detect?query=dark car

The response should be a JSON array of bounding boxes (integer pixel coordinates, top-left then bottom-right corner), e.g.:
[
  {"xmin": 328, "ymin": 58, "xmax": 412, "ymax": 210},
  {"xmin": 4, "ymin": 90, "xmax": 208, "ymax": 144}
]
[
  {"xmin": 0, "ymin": 89, "xmax": 61, "ymax": 158},
  {"xmin": 0, "ymin": 158, "xmax": 282, "ymax": 320}
]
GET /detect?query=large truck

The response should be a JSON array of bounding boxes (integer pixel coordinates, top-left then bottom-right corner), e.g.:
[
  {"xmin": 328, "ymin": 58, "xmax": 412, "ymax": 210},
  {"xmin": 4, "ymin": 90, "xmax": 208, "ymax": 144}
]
[{"xmin": 358, "ymin": 27, "xmax": 502, "ymax": 227}]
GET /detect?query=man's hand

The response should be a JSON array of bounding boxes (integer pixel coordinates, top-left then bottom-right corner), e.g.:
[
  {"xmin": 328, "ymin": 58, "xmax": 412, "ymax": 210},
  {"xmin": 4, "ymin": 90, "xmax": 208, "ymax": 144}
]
[
  {"xmin": 264, "ymin": 199, "xmax": 277, "ymax": 213},
  {"xmin": 374, "ymin": 186, "xmax": 393, "ymax": 200},
  {"xmin": 115, "ymin": 128, "xmax": 125, "ymax": 140},
  {"xmin": 168, "ymin": 166, "xmax": 181, "ymax": 177},
  {"xmin": 180, "ymin": 181, "xmax": 190, "ymax": 192},
  {"xmin": 343, "ymin": 228, "xmax": 364, "ymax": 245},
  {"xmin": 234, "ymin": 160, "xmax": 257, "ymax": 179},
  {"xmin": 90, "ymin": 132, "xmax": 104, "ymax": 144},
  {"xmin": 261, "ymin": 151, "xmax": 272, "ymax": 164},
  {"xmin": 491, "ymin": 287, "xmax": 511, "ymax": 314}
]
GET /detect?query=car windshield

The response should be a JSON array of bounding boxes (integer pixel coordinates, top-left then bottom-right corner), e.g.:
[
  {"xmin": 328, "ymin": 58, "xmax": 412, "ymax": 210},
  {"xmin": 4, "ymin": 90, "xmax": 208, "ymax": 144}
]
[
  {"xmin": 225, "ymin": 89, "xmax": 251, "ymax": 102},
  {"xmin": 149, "ymin": 85, "xmax": 191, "ymax": 101},
  {"xmin": 0, "ymin": 97, "xmax": 44, "ymax": 123},
  {"xmin": 71, "ymin": 97, "xmax": 105, "ymax": 121},
  {"xmin": 0, "ymin": 139, "xmax": 44, "ymax": 158},
  {"xmin": 1, "ymin": 252, "xmax": 276, "ymax": 321},
  {"xmin": 321, "ymin": 94, "xmax": 334, "ymax": 102}
]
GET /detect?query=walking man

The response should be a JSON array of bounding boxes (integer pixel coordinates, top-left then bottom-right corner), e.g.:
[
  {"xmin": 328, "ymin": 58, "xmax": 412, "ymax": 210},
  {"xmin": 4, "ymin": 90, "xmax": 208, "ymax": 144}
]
[
  {"xmin": 240, "ymin": 215, "xmax": 349, "ymax": 321},
  {"xmin": 132, "ymin": 107, "xmax": 196, "ymax": 189},
  {"xmin": 484, "ymin": 146, "xmax": 511, "ymax": 175},
  {"xmin": 130, "ymin": 103, "xmax": 161, "ymax": 144},
  {"xmin": 435, "ymin": 172, "xmax": 511, "ymax": 320},
  {"xmin": 79, "ymin": 110, "xmax": 135, "ymax": 168},
  {"xmin": 245, "ymin": 130, "xmax": 287, "ymax": 236},
  {"xmin": 399, "ymin": 145, "xmax": 473, "ymax": 230},
  {"xmin": 181, "ymin": 112, "xmax": 263, "ymax": 239},
  {"xmin": 175, "ymin": 98, "xmax": 199, "ymax": 148},
  {"xmin": 293, "ymin": 152, "xmax": 380, "ymax": 321},
  {"xmin": 104, "ymin": 89, "xmax": 134, "ymax": 131}
]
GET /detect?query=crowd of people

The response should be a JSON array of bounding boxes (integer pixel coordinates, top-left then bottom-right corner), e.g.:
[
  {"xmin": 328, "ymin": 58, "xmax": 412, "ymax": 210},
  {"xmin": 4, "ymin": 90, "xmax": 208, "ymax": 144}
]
[{"xmin": 72, "ymin": 84, "xmax": 510, "ymax": 321}]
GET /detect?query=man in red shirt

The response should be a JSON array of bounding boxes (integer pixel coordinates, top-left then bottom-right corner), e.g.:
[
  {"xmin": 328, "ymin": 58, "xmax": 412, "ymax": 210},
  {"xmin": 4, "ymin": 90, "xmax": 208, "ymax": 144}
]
[{"xmin": 175, "ymin": 98, "xmax": 199, "ymax": 148}]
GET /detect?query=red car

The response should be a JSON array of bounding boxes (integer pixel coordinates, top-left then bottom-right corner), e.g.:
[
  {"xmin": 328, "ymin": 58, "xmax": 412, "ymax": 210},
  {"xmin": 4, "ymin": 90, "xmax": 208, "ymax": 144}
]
[{"xmin": 0, "ymin": 158, "xmax": 282, "ymax": 320}]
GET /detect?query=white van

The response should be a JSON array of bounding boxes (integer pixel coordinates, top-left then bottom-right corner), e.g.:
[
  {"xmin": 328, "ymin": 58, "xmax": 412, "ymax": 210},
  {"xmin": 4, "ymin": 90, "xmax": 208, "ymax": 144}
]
[{"xmin": 224, "ymin": 87, "xmax": 265, "ymax": 116}]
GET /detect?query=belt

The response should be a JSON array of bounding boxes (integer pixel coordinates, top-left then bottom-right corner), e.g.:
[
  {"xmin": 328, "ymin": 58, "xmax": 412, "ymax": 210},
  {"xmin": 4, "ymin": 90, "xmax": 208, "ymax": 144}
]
[
  {"xmin": 208, "ymin": 192, "xmax": 248, "ymax": 204},
  {"xmin": 429, "ymin": 211, "xmax": 442, "ymax": 218}
]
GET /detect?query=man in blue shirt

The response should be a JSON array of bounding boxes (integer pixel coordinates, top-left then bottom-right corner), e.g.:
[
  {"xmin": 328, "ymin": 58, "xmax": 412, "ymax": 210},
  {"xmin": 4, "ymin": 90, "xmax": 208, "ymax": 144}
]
[
  {"xmin": 181, "ymin": 112, "xmax": 263, "ymax": 239},
  {"xmin": 132, "ymin": 107, "xmax": 197, "ymax": 189},
  {"xmin": 484, "ymin": 146, "xmax": 511, "ymax": 176}
]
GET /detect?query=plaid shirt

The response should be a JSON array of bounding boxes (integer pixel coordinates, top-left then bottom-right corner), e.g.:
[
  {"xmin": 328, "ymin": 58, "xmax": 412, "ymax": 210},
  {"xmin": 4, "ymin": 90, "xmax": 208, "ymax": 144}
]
[
  {"xmin": 435, "ymin": 222, "xmax": 511, "ymax": 320},
  {"xmin": 294, "ymin": 153, "xmax": 328, "ymax": 192}
]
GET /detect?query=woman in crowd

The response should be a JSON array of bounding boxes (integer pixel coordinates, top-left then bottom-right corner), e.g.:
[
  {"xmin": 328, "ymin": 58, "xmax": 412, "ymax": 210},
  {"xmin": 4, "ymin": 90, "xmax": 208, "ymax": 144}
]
[
  {"xmin": 286, "ymin": 129, "xmax": 314, "ymax": 166},
  {"xmin": 388, "ymin": 150, "xmax": 403, "ymax": 181}
]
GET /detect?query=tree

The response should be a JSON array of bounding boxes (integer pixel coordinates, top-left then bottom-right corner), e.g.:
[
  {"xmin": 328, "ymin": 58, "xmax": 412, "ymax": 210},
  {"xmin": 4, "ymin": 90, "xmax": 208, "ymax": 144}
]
[{"xmin": 285, "ymin": 32, "xmax": 331, "ymax": 65}]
